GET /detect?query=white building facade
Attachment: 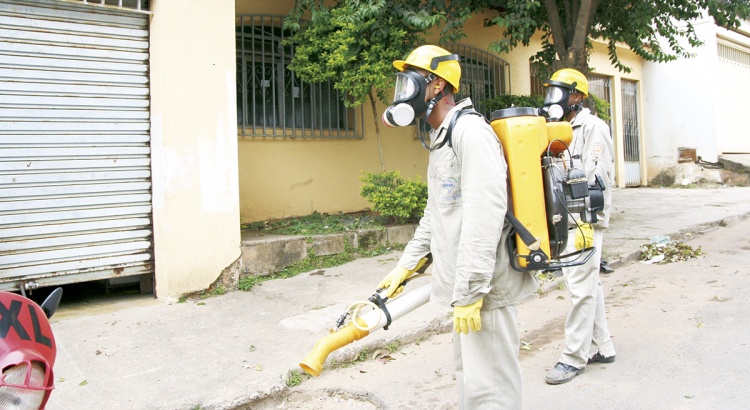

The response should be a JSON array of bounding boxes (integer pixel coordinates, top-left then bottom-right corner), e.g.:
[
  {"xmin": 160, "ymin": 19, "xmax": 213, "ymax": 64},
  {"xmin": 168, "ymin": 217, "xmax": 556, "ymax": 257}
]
[{"xmin": 642, "ymin": 17, "xmax": 750, "ymax": 184}]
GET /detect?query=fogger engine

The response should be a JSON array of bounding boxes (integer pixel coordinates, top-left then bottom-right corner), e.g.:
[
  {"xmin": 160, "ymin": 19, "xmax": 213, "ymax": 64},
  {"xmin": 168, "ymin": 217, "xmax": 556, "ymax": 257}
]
[{"xmin": 490, "ymin": 107, "xmax": 604, "ymax": 271}]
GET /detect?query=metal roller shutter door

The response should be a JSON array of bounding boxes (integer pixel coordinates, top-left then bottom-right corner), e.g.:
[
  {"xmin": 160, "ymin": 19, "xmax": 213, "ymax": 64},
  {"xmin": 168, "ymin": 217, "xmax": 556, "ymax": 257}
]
[{"xmin": 0, "ymin": 0, "xmax": 152, "ymax": 291}]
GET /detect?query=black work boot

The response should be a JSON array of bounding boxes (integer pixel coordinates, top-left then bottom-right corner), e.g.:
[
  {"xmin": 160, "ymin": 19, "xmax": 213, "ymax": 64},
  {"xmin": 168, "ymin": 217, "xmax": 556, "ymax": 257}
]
[{"xmin": 600, "ymin": 260, "xmax": 614, "ymax": 274}]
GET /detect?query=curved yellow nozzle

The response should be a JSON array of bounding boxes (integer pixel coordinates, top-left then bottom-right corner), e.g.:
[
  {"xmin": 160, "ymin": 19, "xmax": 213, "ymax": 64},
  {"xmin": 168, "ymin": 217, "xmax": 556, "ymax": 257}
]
[
  {"xmin": 300, "ymin": 320, "xmax": 369, "ymax": 377},
  {"xmin": 299, "ymin": 266, "xmax": 431, "ymax": 378}
]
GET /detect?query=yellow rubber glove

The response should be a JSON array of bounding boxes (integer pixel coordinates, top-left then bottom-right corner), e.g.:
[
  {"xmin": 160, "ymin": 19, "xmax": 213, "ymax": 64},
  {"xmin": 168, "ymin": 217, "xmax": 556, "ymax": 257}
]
[
  {"xmin": 378, "ymin": 266, "xmax": 411, "ymax": 298},
  {"xmin": 377, "ymin": 258, "xmax": 428, "ymax": 298},
  {"xmin": 453, "ymin": 298, "xmax": 483, "ymax": 334},
  {"xmin": 574, "ymin": 221, "xmax": 594, "ymax": 250}
]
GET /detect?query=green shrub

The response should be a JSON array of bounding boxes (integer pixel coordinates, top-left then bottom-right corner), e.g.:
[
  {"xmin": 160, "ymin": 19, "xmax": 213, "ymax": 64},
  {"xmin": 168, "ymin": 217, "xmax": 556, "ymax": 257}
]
[
  {"xmin": 484, "ymin": 93, "xmax": 611, "ymax": 122},
  {"xmin": 483, "ymin": 94, "xmax": 545, "ymax": 114},
  {"xmin": 588, "ymin": 94, "xmax": 611, "ymax": 122},
  {"xmin": 286, "ymin": 370, "xmax": 305, "ymax": 387},
  {"xmin": 360, "ymin": 170, "xmax": 427, "ymax": 224}
]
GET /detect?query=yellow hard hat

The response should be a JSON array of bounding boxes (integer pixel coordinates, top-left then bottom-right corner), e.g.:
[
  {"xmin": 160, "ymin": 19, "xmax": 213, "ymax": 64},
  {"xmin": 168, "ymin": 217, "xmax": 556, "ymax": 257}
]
[
  {"xmin": 545, "ymin": 68, "xmax": 589, "ymax": 97},
  {"xmin": 393, "ymin": 45, "xmax": 461, "ymax": 93}
]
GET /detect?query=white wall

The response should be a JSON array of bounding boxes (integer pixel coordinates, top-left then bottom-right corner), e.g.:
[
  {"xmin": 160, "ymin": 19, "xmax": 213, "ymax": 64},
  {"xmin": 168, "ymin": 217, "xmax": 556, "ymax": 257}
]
[
  {"xmin": 642, "ymin": 17, "xmax": 749, "ymax": 182},
  {"xmin": 149, "ymin": 0, "xmax": 241, "ymax": 299}
]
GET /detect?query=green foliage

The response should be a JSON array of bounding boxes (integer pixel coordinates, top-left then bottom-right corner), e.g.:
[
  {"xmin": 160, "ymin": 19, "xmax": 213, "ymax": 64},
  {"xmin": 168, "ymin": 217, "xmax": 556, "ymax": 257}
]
[
  {"xmin": 385, "ymin": 340, "xmax": 402, "ymax": 354},
  {"xmin": 359, "ymin": 243, "xmax": 404, "ymax": 258},
  {"xmin": 356, "ymin": 347, "xmax": 370, "ymax": 362},
  {"xmin": 178, "ymin": 284, "xmax": 227, "ymax": 303},
  {"xmin": 286, "ymin": 370, "xmax": 306, "ymax": 387},
  {"xmin": 467, "ymin": 0, "xmax": 750, "ymax": 73},
  {"xmin": 483, "ymin": 94, "xmax": 544, "ymax": 114},
  {"xmin": 284, "ymin": 0, "xmax": 453, "ymax": 107},
  {"xmin": 284, "ymin": 0, "xmax": 750, "ymax": 84},
  {"xmin": 360, "ymin": 171, "xmax": 427, "ymax": 224},
  {"xmin": 197, "ymin": 285, "xmax": 226, "ymax": 300},
  {"xmin": 284, "ymin": 0, "xmax": 463, "ymax": 171},
  {"xmin": 588, "ymin": 94, "xmax": 611, "ymax": 122}
]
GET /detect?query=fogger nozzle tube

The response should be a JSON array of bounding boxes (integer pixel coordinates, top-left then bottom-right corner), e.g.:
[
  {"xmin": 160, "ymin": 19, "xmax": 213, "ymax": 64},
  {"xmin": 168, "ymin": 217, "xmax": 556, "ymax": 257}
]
[
  {"xmin": 299, "ymin": 283, "xmax": 432, "ymax": 377},
  {"xmin": 299, "ymin": 321, "xmax": 369, "ymax": 377}
]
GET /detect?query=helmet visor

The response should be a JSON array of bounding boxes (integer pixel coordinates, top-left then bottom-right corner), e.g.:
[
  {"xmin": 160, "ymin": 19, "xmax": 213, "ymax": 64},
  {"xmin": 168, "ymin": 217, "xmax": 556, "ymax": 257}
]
[{"xmin": 393, "ymin": 72, "xmax": 420, "ymax": 103}]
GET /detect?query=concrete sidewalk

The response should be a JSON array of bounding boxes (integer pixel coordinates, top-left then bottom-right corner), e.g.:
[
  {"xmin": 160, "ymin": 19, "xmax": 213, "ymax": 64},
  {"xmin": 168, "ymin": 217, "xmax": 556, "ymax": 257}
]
[{"xmin": 46, "ymin": 187, "xmax": 750, "ymax": 410}]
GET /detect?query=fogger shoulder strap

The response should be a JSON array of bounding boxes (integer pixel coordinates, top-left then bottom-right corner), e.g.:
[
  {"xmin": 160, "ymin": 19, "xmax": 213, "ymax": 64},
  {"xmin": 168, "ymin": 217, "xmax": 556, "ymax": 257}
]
[
  {"xmin": 505, "ymin": 211, "xmax": 538, "ymax": 248},
  {"xmin": 448, "ymin": 107, "xmax": 483, "ymax": 148}
]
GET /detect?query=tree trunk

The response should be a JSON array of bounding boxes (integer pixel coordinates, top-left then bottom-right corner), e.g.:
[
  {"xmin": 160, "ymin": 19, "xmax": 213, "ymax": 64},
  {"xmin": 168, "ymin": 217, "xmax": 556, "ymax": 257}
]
[
  {"xmin": 552, "ymin": 47, "xmax": 589, "ymax": 74},
  {"xmin": 546, "ymin": 0, "xmax": 598, "ymax": 74},
  {"xmin": 368, "ymin": 92, "xmax": 386, "ymax": 172}
]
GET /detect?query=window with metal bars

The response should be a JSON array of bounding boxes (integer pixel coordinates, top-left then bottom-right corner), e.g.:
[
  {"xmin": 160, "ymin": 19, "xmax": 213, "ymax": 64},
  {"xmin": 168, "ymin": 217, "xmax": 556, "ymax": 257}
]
[
  {"xmin": 73, "ymin": 0, "xmax": 148, "ymax": 10},
  {"xmin": 529, "ymin": 61, "xmax": 545, "ymax": 97},
  {"xmin": 416, "ymin": 44, "xmax": 509, "ymax": 138},
  {"xmin": 586, "ymin": 74, "xmax": 613, "ymax": 132},
  {"xmin": 450, "ymin": 44, "xmax": 509, "ymax": 116},
  {"xmin": 235, "ymin": 15, "xmax": 363, "ymax": 138}
]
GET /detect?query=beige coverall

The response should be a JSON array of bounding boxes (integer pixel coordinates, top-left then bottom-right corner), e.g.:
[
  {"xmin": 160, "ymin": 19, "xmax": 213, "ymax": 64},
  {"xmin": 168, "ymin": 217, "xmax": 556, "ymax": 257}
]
[
  {"xmin": 397, "ymin": 99, "xmax": 538, "ymax": 409},
  {"xmin": 559, "ymin": 107, "xmax": 617, "ymax": 369}
]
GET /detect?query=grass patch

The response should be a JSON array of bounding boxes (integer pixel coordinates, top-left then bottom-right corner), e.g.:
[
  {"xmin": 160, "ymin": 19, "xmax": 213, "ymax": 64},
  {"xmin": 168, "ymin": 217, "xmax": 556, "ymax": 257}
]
[
  {"xmin": 242, "ymin": 211, "xmax": 387, "ymax": 236},
  {"xmin": 239, "ymin": 252, "xmax": 355, "ymax": 291},
  {"xmin": 356, "ymin": 347, "xmax": 370, "ymax": 362},
  {"xmin": 178, "ymin": 284, "xmax": 228, "ymax": 303},
  {"xmin": 385, "ymin": 340, "xmax": 402, "ymax": 354},
  {"xmin": 286, "ymin": 370, "xmax": 307, "ymax": 387}
]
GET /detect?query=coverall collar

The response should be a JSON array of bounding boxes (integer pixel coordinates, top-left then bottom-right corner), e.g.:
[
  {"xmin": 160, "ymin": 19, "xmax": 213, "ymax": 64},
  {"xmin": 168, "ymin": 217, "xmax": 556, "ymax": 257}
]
[
  {"xmin": 429, "ymin": 98, "xmax": 473, "ymax": 148},
  {"xmin": 569, "ymin": 107, "xmax": 593, "ymax": 128}
]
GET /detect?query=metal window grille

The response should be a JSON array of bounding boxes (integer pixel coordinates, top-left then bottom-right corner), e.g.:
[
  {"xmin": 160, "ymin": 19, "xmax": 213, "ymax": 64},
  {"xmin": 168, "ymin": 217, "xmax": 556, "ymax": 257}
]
[
  {"xmin": 416, "ymin": 44, "xmax": 509, "ymax": 138},
  {"xmin": 586, "ymin": 74, "xmax": 613, "ymax": 132},
  {"xmin": 235, "ymin": 14, "xmax": 363, "ymax": 138},
  {"xmin": 622, "ymin": 79, "xmax": 641, "ymax": 187},
  {"xmin": 529, "ymin": 61, "xmax": 545, "ymax": 97},
  {"xmin": 72, "ymin": 0, "xmax": 148, "ymax": 11},
  {"xmin": 449, "ymin": 44, "xmax": 509, "ymax": 115}
]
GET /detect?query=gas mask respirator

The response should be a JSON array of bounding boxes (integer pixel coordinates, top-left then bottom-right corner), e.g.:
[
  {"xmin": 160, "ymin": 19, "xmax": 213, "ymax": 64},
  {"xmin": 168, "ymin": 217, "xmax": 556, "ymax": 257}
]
[
  {"xmin": 539, "ymin": 84, "xmax": 580, "ymax": 121},
  {"xmin": 382, "ymin": 70, "xmax": 439, "ymax": 127}
]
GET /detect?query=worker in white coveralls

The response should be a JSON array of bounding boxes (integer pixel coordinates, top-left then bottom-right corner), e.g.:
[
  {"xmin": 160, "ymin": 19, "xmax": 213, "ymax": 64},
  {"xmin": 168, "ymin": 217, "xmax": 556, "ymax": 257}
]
[
  {"xmin": 378, "ymin": 44, "xmax": 538, "ymax": 408},
  {"xmin": 540, "ymin": 68, "xmax": 617, "ymax": 385}
]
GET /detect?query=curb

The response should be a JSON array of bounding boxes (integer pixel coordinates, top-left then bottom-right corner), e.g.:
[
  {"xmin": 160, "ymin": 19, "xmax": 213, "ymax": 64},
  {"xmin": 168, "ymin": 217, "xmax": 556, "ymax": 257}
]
[{"xmin": 239, "ymin": 225, "xmax": 417, "ymax": 279}]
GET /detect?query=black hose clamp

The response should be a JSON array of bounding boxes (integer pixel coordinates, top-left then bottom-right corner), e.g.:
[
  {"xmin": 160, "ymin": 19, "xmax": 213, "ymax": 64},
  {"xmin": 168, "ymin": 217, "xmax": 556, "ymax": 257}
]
[{"xmin": 370, "ymin": 293, "xmax": 393, "ymax": 330}]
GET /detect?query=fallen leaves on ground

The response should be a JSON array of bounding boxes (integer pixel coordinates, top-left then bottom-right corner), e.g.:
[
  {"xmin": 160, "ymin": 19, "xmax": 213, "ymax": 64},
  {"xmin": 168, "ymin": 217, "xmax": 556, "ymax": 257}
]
[{"xmin": 639, "ymin": 240, "xmax": 704, "ymax": 264}]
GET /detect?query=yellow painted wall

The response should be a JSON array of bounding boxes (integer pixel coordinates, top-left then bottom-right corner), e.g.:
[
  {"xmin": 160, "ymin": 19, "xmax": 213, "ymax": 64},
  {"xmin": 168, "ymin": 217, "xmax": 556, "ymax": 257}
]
[
  {"xmin": 150, "ymin": 0, "xmax": 241, "ymax": 299},
  {"xmin": 235, "ymin": 2, "xmax": 646, "ymax": 223},
  {"xmin": 238, "ymin": 131, "xmax": 428, "ymax": 222}
]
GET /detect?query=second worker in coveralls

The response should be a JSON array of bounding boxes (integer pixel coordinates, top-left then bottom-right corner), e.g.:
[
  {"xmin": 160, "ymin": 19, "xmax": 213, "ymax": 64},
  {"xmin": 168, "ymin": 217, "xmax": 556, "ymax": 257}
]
[
  {"xmin": 378, "ymin": 44, "xmax": 538, "ymax": 408},
  {"xmin": 540, "ymin": 68, "xmax": 617, "ymax": 385}
]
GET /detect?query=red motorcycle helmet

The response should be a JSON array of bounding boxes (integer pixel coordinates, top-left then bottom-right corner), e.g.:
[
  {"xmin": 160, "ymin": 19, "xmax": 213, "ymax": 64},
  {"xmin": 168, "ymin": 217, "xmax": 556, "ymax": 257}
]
[{"xmin": 0, "ymin": 290, "xmax": 58, "ymax": 410}]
